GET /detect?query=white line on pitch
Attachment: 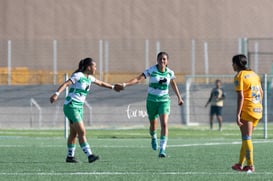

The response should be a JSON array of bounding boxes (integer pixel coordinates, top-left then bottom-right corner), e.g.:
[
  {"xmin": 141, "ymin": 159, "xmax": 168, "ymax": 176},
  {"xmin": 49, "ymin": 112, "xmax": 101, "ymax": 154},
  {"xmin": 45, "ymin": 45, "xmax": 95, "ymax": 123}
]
[
  {"xmin": 0, "ymin": 140, "xmax": 272, "ymax": 148},
  {"xmin": 0, "ymin": 171, "xmax": 273, "ymax": 176}
]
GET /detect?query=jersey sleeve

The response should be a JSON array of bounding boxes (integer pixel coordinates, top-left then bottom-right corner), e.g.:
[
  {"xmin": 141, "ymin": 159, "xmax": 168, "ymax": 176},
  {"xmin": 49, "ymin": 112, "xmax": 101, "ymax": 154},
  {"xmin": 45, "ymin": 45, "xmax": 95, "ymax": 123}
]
[
  {"xmin": 143, "ymin": 66, "xmax": 153, "ymax": 78},
  {"xmin": 69, "ymin": 72, "xmax": 81, "ymax": 84},
  {"xmin": 234, "ymin": 72, "xmax": 243, "ymax": 91},
  {"xmin": 169, "ymin": 69, "xmax": 176, "ymax": 80}
]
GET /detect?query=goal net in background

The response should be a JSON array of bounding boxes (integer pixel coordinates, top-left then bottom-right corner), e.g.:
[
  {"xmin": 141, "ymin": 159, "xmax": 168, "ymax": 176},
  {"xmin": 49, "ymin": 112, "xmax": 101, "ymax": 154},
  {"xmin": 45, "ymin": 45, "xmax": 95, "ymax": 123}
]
[
  {"xmin": 184, "ymin": 74, "xmax": 273, "ymax": 139},
  {"xmin": 183, "ymin": 75, "xmax": 235, "ymax": 126},
  {"xmin": 247, "ymin": 38, "xmax": 273, "ymax": 138},
  {"xmin": 247, "ymin": 38, "xmax": 273, "ymax": 75}
]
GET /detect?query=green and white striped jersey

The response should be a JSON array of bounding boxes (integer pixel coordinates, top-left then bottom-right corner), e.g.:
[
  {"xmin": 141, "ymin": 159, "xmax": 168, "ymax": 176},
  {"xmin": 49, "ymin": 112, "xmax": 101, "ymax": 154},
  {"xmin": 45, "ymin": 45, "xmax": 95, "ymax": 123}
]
[
  {"xmin": 64, "ymin": 72, "xmax": 96, "ymax": 107},
  {"xmin": 143, "ymin": 65, "xmax": 175, "ymax": 102}
]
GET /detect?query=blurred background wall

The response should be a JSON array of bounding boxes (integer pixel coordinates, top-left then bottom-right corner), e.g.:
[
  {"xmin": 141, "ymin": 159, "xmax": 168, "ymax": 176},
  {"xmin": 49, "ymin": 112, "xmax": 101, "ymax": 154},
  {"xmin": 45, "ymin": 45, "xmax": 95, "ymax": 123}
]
[
  {"xmin": 0, "ymin": 0, "xmax": 273, "ymax": 83},
  {"xmin": 1, "ymin": 0, "xmax": 273, "ymax": 39},
  {"xmin": 0, "ymin": 0, "xmax": 273, "ymax": 129}
]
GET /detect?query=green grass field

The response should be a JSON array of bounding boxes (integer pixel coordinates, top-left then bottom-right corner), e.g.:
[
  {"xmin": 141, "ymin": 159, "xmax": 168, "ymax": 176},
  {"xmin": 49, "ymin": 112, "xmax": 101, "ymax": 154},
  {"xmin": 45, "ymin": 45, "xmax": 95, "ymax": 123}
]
[{"xmin": 1, "ymin": 124, "xmax": 273, "ymax": 181}]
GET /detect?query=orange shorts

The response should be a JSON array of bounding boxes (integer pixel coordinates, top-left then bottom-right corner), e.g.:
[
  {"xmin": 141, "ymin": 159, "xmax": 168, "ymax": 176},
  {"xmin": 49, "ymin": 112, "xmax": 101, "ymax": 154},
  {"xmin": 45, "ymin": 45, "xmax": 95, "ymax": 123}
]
[{"xmin": 241, "ymin": 111, "xmax": 261, "ymax": 127}]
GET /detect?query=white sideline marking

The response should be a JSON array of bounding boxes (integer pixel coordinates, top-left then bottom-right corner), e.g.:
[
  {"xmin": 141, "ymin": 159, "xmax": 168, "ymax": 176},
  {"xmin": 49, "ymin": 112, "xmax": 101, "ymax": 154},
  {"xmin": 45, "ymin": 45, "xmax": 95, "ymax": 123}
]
[
  {"xmin": 0, "ymin": 171, "xmax": 273, "ymax": 176},
  {"xmin": 168, "ymin": 140, "xmax": 273, "ymax": 148},
  {"xmin": 1, "ymin": 140, "xmax": 273, "ymax": 176},
  {"xmin": 0, "ymin": 140, "xmax": 273, "ymax": 148}
]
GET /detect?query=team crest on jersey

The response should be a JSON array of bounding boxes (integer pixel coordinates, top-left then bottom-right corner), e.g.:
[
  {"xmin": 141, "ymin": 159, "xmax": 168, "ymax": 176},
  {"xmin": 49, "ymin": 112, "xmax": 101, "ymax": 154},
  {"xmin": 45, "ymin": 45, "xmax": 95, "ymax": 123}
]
[{"xmin": 159, "ymin": 77, "xmax": 167, "ymax": 84}]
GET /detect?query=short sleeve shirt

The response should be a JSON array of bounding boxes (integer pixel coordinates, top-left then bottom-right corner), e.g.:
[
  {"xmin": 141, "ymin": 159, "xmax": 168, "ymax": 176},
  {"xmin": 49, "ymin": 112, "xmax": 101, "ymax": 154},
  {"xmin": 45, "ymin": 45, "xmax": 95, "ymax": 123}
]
[
  {"xmin": 209, "ymin": 87, "xmax": 225, "ymax": 107},
  {"xmin": 234, "ymin": 70, "xmax": 263, "ymax": 118},
  {"xmin": 143, "ymin": 65, "xmax": 175, "ymax": 102},
  {"xmin": 64, "ymin": 72, "xmax": 96, "ymax": 107}
]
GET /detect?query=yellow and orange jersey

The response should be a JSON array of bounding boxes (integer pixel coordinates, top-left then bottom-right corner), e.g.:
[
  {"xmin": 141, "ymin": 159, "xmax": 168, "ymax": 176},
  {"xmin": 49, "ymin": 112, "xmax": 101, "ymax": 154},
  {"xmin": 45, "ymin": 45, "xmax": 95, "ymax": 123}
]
[{"xmin": 234, "ymin": 70, "xmax": 263, "ymax": 120}]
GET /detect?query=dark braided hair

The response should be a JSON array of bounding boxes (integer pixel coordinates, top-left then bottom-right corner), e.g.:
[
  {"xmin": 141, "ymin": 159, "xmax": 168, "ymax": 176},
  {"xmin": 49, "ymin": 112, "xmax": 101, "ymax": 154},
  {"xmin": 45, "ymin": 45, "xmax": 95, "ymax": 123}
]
[
  {"xmin": 232, "ymin": 54, "xmax": 249, "ymax": 70},
  {"xmin": 74, "ymin": 57, "xmax": 93, "ymax": 73}
]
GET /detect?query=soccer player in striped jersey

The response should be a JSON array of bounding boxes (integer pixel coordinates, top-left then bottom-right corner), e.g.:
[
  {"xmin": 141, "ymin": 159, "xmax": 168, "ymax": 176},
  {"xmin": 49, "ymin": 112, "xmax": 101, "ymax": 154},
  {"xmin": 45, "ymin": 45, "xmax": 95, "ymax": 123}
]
[
  {"xmin": 50, "ymin": 57, "xmax": 120, "ymax": 163},
  {"xmin": 231, "ymin": 54, "xmax": 263, "ymax": 173},
  {"xmin": 116, "ymin": 52, "xmax": 184, "ymax": 157}
]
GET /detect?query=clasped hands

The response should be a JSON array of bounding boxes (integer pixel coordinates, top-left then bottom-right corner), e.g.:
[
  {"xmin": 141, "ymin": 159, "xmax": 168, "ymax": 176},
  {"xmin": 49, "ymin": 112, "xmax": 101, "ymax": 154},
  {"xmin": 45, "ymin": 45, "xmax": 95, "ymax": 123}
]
[{"xmin": 113, "ymin": 83, "xmax": 126, "ymax": 92}]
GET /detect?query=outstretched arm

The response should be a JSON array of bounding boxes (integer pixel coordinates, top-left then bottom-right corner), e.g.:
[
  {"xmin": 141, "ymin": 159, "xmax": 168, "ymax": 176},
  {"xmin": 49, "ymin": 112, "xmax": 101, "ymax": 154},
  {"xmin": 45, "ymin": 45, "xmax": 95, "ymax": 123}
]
[
  {"xmin": 170, "ymin": 79, "xmax": 183, "ymax": 106},
  {"xmin": 115, "ymin": 73, "xmax": 146, "ymax": 91},
  {"xmin": 50, "ymin": 79, "xmax": 73, "ymax": 103},
  {"xmin": 94, "ymin": 79, "xmax": 119, "ymax": 91},
  {"xmin": 124, "ymin": 73, "xmax": 146, "ymax": 87}
]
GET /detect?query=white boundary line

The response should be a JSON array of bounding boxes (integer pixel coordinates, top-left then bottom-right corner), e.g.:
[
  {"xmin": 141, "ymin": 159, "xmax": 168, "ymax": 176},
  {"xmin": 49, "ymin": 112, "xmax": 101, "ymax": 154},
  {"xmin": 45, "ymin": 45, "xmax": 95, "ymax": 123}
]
[
  {"xmin": 168, "ymin": 140, "xmax": 273, "ymax": 148},
  {"xmin": 0, "ymin": 171, "xmax": 273, "ymax": 176},
  {"xmin": 1, "ymin": 140, "xmax": 273, "ymax": 148},
  {"xmin": 1, "ymin": 140, "xmax": 273, "ymax": 176}
]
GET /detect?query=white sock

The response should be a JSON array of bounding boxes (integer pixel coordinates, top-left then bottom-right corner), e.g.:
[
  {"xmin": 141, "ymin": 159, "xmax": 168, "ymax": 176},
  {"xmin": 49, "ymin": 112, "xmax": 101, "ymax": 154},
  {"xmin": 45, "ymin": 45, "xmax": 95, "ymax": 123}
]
[
  {"xmin": 67, "ymin": 144, "xmax": 76, "ymax": 157},
  {"xmin": 81, "ymin": 143, "xmax": 92, "ymax": 157},
  {"xmin": 160, "ymin": 136, "xmax": 168, "ymax": 150}
]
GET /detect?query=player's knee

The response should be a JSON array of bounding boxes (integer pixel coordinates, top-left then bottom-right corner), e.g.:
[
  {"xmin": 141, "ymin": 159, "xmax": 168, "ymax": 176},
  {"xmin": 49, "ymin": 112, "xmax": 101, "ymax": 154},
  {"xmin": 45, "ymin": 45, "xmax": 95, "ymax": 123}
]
[
  {"xmin": 161, "ymin": 122, "xmax": 167, "ymax": 129},
  {"xmin": 75, "ymin": 126, "xmax": 86, "ymax": 137}
]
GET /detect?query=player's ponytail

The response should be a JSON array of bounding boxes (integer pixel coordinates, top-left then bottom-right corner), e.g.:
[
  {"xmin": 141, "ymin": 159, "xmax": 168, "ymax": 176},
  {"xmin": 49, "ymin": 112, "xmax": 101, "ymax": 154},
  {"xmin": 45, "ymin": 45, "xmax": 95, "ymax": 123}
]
[
  {"xmin": 74, "ymin": 57, "xmax": 93, "ymax": 73},
  {"xmin": 232, "ymin": 54, "xmax": 249, "ymax": 70}
]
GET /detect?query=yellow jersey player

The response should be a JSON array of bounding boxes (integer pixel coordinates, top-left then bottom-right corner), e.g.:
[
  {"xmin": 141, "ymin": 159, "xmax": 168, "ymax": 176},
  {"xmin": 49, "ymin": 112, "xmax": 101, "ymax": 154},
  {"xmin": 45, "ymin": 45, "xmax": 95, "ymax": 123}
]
[{"xmin": 231, "ymin": 54, "xmax": 263, "ymax": 173}]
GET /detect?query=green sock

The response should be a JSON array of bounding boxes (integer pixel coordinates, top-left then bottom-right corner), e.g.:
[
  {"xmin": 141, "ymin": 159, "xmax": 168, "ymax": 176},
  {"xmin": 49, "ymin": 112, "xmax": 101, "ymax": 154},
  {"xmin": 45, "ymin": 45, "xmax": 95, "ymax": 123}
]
[{"xmin": 150, "ymin": 130, "xmax": 157, "ymax": 139}]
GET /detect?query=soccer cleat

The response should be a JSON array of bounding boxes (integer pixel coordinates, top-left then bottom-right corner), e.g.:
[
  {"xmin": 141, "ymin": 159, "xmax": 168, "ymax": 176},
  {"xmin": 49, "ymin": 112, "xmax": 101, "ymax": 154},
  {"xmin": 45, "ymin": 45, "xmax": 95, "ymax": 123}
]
[
  {"xmin": 231, "ymin": 163, "xmax": 242, "ymax": 171},
  {"xmin": 158, "ymin": 149, "xmax": 166, "ymax": 158},
  {"xmin": 66, "ymin": 156, "xmax": 80, "ymax": 163},
  {"xmin": 151, "ymin": 138, "xmax": 158, "ymax": 150},
  {"xmin": 242, "ymin": 165, "xmax": 255, "ymax": 173},
  {"xmin": 88, "ymin": 154, "xmax": 100, "ymax": 163}
]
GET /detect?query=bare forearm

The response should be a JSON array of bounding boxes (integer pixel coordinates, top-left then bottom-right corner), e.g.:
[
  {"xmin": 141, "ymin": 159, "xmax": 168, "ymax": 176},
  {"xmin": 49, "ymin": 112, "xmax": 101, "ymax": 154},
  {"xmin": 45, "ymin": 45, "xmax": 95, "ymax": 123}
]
[
  {"xmin": 95, "ymin": 80, "xmax": 113, "ymax": 89},
  {"xmin": 171, "ymin": 81, "xmax": 181, "ymax": 99},
  {"xmin": 124, "ymin": 74, "xmax": 145, "ymax": 87},
  {"xmin": 236, "ymin": 92, "xmax": 243, "ymax": 116},
  {"xmin": 50, "ymin": 80, "xmax": 72, "ymax": 103},
  {"xmin": 171, "ymin": 79, "xmax": 183, "ymax": 105},
  {"xmin": 56, "ymin": 84, "xmax": 67, "ymax": 93}
]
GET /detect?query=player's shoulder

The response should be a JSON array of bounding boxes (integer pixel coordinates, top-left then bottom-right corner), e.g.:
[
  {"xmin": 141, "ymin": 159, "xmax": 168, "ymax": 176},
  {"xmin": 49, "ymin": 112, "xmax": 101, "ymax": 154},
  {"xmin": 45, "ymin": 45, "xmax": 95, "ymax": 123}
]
[
  {"xmin": 163, "ymin": 67, "xmax": 174, "ymax": 78},
  {"xmin": 149, "ymin": 65, "xmax": 158, "ymax": 71},
  {"xmin": 72, "ymin": 71, "xmax": 84, "ymax": 77},
  {"xmin": 70, "ymin": 72, "xmax": 84, "ymax": 82},
  {"xmin": 144, "ymin": 65, "xmax": 157, "ymax": 74},
  {"xmin": 235, "ymin": 70, "xmax": 245, "ymax": 79},
  {"xmin": 238, "ymin": 70, "xmax": 260, "ymax": 80},
  {"xmin": 166, "ymin": 66, "xmax": 174, "ymax": 73},
  {"xmin": 88, "ymin": 75, "xmax": 96, "ymax": 82}
]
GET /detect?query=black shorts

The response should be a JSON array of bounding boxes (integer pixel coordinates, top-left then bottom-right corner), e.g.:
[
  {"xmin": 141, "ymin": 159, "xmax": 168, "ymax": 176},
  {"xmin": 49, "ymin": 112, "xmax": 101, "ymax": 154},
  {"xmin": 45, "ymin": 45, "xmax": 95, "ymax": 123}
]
[{"xmin": 210, "ymin": 106, "xmax": 222, "ymax": 116}]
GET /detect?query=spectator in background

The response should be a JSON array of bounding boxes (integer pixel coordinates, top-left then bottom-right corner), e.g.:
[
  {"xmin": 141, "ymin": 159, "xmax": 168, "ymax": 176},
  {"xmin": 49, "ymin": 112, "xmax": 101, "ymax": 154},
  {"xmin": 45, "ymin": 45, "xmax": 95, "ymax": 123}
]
[{"xmin": 205, "ymin": 79, "xmax": 226, "ymax": 131}]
